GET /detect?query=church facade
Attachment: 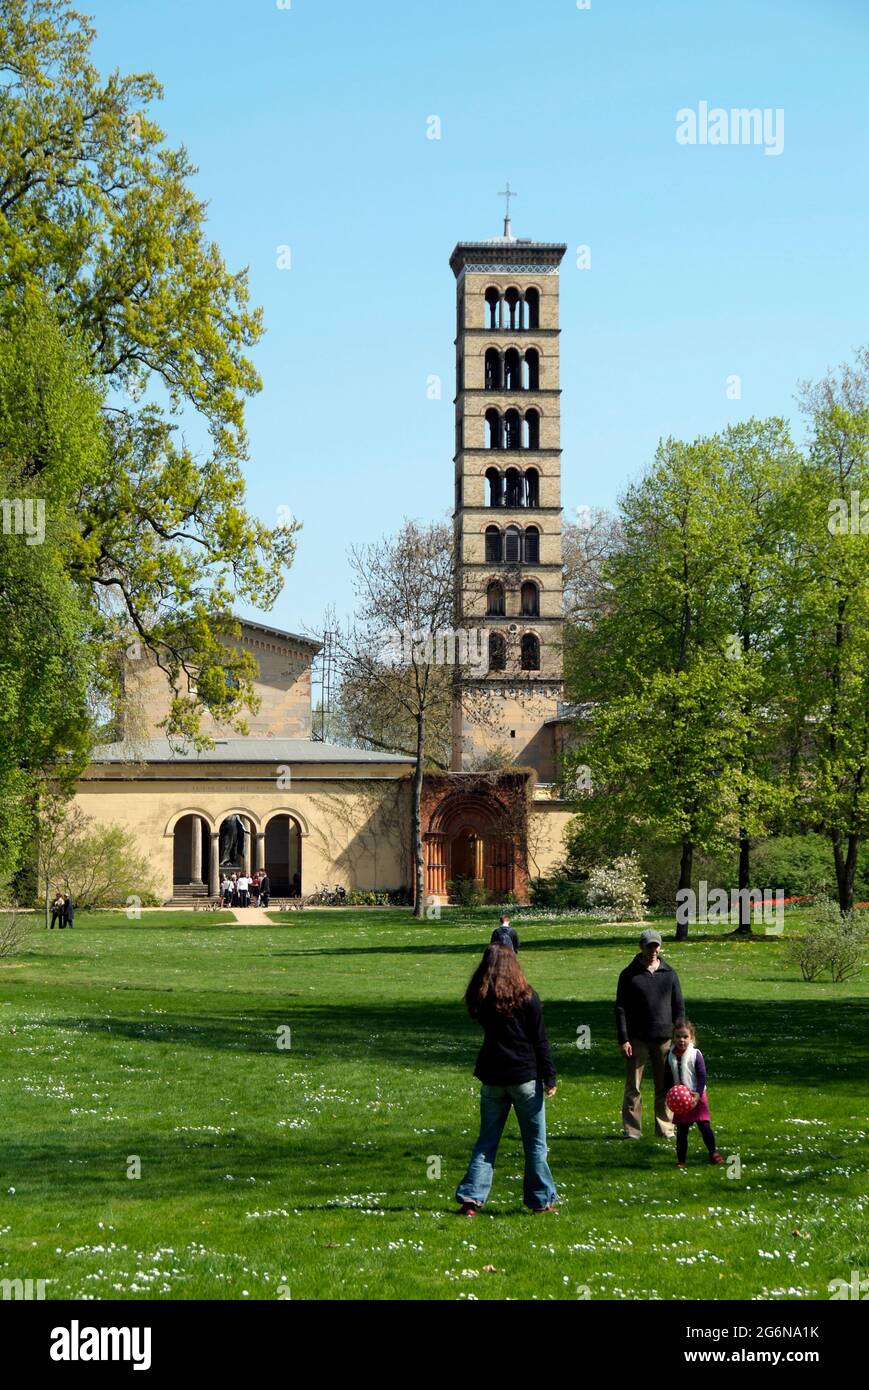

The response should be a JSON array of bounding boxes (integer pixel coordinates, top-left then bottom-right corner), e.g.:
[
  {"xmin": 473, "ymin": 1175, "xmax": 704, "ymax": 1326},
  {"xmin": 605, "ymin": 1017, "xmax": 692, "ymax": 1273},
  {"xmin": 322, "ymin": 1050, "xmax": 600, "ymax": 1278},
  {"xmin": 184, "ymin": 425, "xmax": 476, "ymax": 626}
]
[{"xmin": 72, "ymin": 223, "xmax": 575, "ymax": 904}]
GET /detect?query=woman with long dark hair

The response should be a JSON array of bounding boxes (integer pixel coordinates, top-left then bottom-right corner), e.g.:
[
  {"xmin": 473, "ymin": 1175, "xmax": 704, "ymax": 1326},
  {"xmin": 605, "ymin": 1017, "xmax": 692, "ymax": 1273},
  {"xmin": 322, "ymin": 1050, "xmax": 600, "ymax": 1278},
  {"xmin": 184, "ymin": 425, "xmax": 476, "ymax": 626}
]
[{"xmin": 455, "ymin": 943, "xmax": 558, "ymax": 1215}]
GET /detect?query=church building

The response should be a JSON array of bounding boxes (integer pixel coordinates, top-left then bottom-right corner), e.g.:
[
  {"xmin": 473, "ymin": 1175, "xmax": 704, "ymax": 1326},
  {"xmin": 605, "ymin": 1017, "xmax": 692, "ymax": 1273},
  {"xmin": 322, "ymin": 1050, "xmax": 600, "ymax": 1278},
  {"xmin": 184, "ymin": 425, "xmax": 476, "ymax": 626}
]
[{"xmin": 72, "ymin": 213, "xmax": 574, "ymax": 904}]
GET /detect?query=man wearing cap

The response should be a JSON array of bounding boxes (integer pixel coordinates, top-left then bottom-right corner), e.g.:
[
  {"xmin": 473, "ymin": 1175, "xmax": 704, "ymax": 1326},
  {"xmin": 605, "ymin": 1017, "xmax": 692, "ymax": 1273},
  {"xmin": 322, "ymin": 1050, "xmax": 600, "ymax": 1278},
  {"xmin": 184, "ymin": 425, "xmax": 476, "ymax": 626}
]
[{"xmin": 615, "ymin": 928, "xmax": 684, "ymax": 1139}]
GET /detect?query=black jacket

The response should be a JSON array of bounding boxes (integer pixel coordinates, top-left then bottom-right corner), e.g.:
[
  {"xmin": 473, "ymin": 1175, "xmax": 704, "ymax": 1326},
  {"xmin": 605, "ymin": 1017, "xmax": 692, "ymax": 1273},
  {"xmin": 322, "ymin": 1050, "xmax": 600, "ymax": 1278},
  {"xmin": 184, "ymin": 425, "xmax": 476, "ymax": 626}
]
[
  {"xmin": 615, "ymin": 955, "xmax": 684, "ymax": 1044},
  {"xmin": 472, "ymin": 990, "xmax": 556, "ymax": 1089}
]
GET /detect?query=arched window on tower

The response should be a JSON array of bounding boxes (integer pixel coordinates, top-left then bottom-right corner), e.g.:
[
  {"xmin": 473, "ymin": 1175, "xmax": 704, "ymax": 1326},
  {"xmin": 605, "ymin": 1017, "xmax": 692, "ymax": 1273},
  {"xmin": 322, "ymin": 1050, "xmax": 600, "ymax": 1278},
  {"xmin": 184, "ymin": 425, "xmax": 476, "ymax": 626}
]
[
  {"xmin": 504, "ymin": 288, "xmax": 521, "ymax": 330},
  {"xmin": 504, "ymin": 408, "xmax": 522, "ymax": 450},
  {"xmin": 504, "ymin": 467, "xmax": 523, "ymax": 509},
  {"xmin": 524, "ymin": 287, "xmax": 540, "ymax": 330},
  {"xmin": 524, "ymin": 467, "xmax": 539, "ymax": 508},
  {"xmin": 521, "ymin": 633, "xmax": 541, "ymax": 670},
  {"xmin": 523, "ymin": 349, "xmax": 540, "ymax": 390},
  {"xmin": 524, "ymin": 526, "xmax": 540, "ymax": 564},
  {"xmin": 521, "ymin": 581, "xmax": 539, "ymax": 616},
  {"xmin": 485, "ymin": 467, "xmax": 503, "ymax": 508},
  {"xmin": 503, "ymin": 348, "xmax": 521, "ymax": 391},
  {"xmin": 489, "ymin": 631, "xmax": 506, "ymax": 672},
  {"xmin": 505, "ymin": 525, "xmax": 521, "ymax": 564},
  {"xmin": 524, "ymin": 409, "xmax": 540, "ymax": 450},
  {"xmin": 486, "ymin": 581, "xmax": 506, "ymax": 617},
  {"xmin": 485, "ymin": 526, "xmax": 503, "ymax": 563},
  {"xmin": 485, "ymin": 288, "xmax": 501, "ymax": 330},
  {"xmin": 484, "ymin": 348, "xmax": 501, "ymax": 391},
  {"xmin": 485, "ymin": 408, "xmax": 501, "ymax": 450}
]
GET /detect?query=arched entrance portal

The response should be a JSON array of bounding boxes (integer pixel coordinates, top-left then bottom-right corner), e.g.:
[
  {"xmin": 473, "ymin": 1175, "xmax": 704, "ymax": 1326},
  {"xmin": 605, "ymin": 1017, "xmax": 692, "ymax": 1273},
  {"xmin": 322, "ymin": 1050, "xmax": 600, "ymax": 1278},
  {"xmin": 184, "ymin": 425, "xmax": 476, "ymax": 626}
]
[
  {"xmin": 173, "ymin": 814, "xmax": 210, "ymax": 896},
  {"xmin": 218, "ymin": 813, "xmax": 254, "ymax": 875},
  {"xmin": 265, "ymin": 814, "xmax": 302, "ymax": 896},
  {"xmin": 424, "ymin": 792, "xmax": 516, "ymax": 901}
]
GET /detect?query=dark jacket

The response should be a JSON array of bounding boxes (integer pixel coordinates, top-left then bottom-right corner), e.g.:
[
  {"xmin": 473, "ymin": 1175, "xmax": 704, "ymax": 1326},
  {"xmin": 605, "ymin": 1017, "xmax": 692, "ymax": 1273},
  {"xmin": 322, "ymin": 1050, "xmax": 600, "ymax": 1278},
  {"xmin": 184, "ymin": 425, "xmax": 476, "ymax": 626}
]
[
  {"xmin": 615, "ymin": 955, "xmax": 684, "ymax": 1044},
  {"xmin": 63, "ymin": 896, "xmax": 74, "ymax": 925},
  {"xmin": 472, "ymin": 989, "xmax": 556, "ymax": 1089},
  {"xmin": 491, "ymin": 925, "xmax": 519, "ymax": 952}
]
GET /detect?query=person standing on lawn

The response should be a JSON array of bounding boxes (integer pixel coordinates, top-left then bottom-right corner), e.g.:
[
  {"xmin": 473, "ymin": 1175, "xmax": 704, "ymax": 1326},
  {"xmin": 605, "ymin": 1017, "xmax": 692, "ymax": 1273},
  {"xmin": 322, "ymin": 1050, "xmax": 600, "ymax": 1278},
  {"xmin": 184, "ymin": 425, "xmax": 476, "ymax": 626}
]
[
  {"xmin": 668, "ymin": 1020, "xmax": 724, "ymax": 1168},
  {"xmin": 615, "ymin": 927, "xmax": 684, "ymax": 1139},
  {"xmin": 455, "ymin": 944, "xmax": 558, "ymax": 1216}
]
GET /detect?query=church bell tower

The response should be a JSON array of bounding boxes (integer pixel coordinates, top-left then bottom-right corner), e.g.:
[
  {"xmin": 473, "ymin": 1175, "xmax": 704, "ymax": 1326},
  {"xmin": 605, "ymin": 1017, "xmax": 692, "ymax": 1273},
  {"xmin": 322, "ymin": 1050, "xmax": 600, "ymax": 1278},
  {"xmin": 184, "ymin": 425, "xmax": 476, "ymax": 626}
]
[{"xmin": 449, "ymin": 202, "xmax": 567, "ymax": 781}]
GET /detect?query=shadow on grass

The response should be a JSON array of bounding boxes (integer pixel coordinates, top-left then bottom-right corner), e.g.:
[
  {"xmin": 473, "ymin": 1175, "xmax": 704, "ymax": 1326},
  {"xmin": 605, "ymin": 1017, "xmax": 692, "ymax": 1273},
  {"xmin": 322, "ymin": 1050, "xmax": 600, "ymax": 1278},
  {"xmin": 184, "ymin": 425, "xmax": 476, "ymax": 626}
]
[
  {"xmin": 2, "ymin": 1116, "xmax": 847, "ymax": 1209},
  {"xmin": 52, "ymin": 997, "xmax": 868, "ymax": 1087}
]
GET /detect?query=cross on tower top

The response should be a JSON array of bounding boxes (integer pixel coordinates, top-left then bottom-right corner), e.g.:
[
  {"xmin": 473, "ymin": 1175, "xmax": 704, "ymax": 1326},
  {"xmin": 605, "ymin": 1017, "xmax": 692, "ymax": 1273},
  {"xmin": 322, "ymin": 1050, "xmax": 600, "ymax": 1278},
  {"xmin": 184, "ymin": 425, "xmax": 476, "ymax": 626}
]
[{"xmin": 498, "ymin": 182, "xmax": 517, "ymax": 240}]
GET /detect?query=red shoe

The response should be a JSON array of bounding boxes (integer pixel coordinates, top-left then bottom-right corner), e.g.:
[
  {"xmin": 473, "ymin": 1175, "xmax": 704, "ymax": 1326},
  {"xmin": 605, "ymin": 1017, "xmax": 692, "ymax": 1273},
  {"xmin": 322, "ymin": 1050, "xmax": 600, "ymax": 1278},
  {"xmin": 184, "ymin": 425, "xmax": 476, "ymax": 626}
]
[
  {"xmin": 710, "ymin": 1152, "xmax": 725, "ymax": 1164},
  {"xmin": 457, "ymin": 1202, "xmax": 479, "ymax": 1217},
  {"xmin": 532, "ymin": 1204, "xmax": 558, "ymax": 1214},
  {"xmin": 676, "ymin": 1162, "xmax": 687, "ymax": 1169}
]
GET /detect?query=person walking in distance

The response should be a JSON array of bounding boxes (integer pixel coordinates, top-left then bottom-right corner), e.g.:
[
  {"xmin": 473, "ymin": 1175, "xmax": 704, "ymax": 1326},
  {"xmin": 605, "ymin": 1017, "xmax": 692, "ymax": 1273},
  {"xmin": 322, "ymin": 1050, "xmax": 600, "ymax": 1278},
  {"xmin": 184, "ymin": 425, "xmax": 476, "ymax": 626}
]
[{"xmin": 615, "ymin": 928, "xmax": 684, "ymax": 1139}]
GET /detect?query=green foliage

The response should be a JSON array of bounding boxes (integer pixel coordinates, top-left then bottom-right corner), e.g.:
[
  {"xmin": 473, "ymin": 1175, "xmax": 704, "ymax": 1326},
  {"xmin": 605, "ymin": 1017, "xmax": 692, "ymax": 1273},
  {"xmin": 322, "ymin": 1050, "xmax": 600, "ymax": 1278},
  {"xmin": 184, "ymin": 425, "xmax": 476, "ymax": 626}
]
[
  {"xmin": 447, "ymin": 877, "xmax": 487, "ymax": 908},
  {"xmin": 0, "ymin": 0, "xmax": 296, "ymax": 744},
  {"xmin": 750, "ymin": 835, "xmax": 840, "ymax": 898},
  {"xmin": 0, "ymin": 295, "xmax": 105, "ymax": 879},
  {"xmin": 786, "ymin": 895, "xmax": 866, "ymax": 983},
  {"xmin": 340, "ymin": 889, "xmax": 411, "ymax": 907},
  {"xmin": 529, "ymin": 874, "xmax": 588, "ymax": 910},
  {"xmin": 40, "ymin": 808, "xmax": 160, "ymax": 910},
  {"xmin": 564, "ymin": 426, "xmax": 800, "ymax": 905}
]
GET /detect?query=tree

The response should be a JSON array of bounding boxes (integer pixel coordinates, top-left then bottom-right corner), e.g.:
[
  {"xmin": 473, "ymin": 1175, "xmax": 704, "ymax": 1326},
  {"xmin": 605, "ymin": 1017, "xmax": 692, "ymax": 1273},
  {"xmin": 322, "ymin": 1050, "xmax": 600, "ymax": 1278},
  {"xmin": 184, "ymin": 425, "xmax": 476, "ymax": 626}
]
[
  {"xmin": 562, "ymin": 507, "xmax": 622, "ymax": 629},
  {"xmin": 0, "ymin": 0, "xmax": 296, "ymax": 741},
  {"xmin": 565, "ymin": 436, "xmax": 751, "ymax": 937},
  {"xmin": 331, "ymin": 521, "xmax": 455, "ymax": 918},
  {"xmin": 715, "ymin": 420, "xmax": 803, "ymax": 933},
  {"xmin": 0, "ymin": 294, "xmax": 105, "ymax": 883},
  {"xmin": 327, "ymin": 662, "xmax": 452, "ymax": 769},
  {"xmin": 44, "ymin": 808, "xmax": 159, "ymax": 909},
  {"xmin": 790, "ymin": 350, "xmax": 869, "ymax": 912}
]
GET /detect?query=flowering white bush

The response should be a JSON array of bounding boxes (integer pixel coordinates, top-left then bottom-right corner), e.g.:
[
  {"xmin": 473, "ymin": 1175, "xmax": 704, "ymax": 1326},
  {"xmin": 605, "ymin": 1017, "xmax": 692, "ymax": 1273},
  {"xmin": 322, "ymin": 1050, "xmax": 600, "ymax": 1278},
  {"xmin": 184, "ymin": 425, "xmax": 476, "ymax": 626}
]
[{"xmin": 586, "ymin": 853, "xmax": 648, "ymax": 921}]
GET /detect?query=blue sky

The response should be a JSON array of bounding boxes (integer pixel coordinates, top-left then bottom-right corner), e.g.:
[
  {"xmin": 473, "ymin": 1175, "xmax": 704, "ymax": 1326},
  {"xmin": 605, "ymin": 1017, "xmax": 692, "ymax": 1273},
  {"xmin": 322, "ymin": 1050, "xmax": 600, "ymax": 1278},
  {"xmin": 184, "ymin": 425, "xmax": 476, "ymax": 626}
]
[{"xmin": 86, "ymin": 0, "xmax": 869, "ymax": 636}]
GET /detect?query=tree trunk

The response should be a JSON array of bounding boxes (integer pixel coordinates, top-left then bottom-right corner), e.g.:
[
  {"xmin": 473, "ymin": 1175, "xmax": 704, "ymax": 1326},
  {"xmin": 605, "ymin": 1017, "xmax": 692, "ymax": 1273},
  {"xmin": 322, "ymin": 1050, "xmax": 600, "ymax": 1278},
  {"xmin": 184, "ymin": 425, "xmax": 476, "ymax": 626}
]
[
  {"xmin": 675, "ymin": 838, "xmax": 693, "ymax": 940},
  {"xmin": 734, "ymin": 804, "xmax": 753, "ymax": 935},
  {"xmin": 832, "ymin": 830, "xmax": 858, "ymax": 915},
  {"xmin": 412, "ymin": 713, "xmax": 426, "ymax": 919}
]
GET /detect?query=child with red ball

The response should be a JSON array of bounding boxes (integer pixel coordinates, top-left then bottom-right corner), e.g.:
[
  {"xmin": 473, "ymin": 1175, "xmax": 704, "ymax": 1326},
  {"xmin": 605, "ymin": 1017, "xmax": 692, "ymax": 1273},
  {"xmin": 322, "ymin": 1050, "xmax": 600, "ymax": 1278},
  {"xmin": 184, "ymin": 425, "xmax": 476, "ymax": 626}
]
[{"xmin": 667, "ymin": 1020, "xmax": 724, "ymax": 1169}]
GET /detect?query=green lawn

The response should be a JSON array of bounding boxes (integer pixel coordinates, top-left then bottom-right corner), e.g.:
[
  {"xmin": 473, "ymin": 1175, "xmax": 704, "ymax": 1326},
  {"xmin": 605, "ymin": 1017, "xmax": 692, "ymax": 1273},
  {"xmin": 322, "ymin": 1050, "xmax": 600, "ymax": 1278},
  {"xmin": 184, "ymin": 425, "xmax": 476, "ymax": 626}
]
[{"xmin": 0, "ymin": 909, "xmax": 866, "ymax": 1300}]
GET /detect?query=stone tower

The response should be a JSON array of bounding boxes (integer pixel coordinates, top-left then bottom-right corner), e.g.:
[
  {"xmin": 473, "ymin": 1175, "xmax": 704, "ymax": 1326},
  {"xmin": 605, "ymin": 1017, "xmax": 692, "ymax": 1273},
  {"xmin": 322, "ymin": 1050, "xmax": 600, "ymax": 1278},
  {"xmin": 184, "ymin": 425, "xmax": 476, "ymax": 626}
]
[{"xmin": 449, "ymin": 221, "xmax": 567, "ymax": 783}]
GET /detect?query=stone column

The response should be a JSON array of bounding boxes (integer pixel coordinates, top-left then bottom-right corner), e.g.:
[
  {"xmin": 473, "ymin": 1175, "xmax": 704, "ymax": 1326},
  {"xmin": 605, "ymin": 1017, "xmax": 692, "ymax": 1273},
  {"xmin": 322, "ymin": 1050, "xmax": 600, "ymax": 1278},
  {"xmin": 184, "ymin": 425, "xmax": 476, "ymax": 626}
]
[
  {"xmin": 209, "ymin": 833, "xmax": 220, "ymax": 897},
  {"xmin": 256, "ymin": 831, "xmax": 266, "ymax": 872},
  {"xmin": 191, "ymin": 815, "xmax": 203, "ymax": 884},
  {"xmin": 473, "ymin": 835, "xmax": 484, "ymax": 882},
  {"xmin": 288, "ymin": 820, "xmax": 300, "ymax": 893},
  {"xmin": 243, "ymin": 821, "xmax": 252, "ymax": 876}
]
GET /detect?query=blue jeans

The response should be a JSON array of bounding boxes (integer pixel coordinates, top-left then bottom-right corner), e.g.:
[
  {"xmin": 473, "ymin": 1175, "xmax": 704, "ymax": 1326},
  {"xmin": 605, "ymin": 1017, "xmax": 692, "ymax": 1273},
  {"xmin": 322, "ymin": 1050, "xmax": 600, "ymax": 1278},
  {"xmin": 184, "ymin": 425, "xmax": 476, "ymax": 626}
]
[{"xmin": 456, "ymin": 1080, "xmax": 557, "ymax": 1210}]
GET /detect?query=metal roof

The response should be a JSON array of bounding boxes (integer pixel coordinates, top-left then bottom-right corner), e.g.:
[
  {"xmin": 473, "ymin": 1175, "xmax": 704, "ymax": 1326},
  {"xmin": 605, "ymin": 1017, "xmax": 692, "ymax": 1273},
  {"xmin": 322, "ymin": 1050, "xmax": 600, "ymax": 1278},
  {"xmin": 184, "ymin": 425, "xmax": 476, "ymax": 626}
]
[{"xmin": 88, "ymin": 738, "xmax": 414, "ymax": 765}]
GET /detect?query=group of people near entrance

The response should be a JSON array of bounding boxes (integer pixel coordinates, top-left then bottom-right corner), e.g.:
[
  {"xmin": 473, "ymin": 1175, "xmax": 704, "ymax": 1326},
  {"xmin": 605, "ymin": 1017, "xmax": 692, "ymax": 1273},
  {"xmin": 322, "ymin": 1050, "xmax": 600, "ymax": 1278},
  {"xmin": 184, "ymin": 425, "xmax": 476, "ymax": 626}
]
[
  {"xmin": 455, "ymin": 921, "xmax": 723, "ymax": 1216},
  {"xmin": 48, "ymin": 892, "xmax": 74, "ymax": 929},
  {"xmin": 221, "ymin": 871, "xmax": 270, "ymax": 908}
]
